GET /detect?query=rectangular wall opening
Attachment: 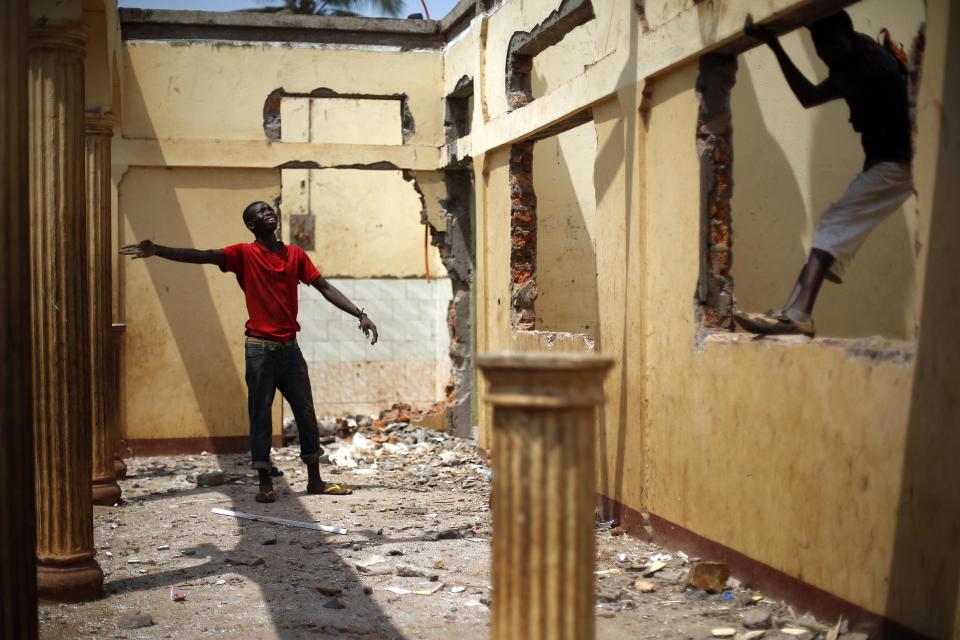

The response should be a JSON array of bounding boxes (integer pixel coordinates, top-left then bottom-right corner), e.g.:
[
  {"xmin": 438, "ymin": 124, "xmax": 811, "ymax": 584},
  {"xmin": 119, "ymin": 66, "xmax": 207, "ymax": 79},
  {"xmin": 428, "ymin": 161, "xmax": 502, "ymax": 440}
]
[
  {"xmin": 279, "ymin": 96, "xmax": 403, "ymax": 146},
  {"xmin": 509, "ymin": 111, "xmax": 598, "ymax": 335},
  {"xmin": 697, "ymin": 0, "xmax": 926, "ymax": 340}
]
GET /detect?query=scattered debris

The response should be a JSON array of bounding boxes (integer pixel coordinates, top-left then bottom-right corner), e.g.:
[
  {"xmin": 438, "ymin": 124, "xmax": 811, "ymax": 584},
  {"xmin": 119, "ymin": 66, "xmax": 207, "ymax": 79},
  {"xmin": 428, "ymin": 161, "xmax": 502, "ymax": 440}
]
[
  {"xmin": 314, "ymin": 585, "xmax": 342, "ymax": 596},
  {"xmin": 633, "ymin": 579, "xmax": 656, "ymax": 593},
  {"xmin": 395, "ymin": 563, "xmax": 436, "ymax": 579},
  {"xmin": 642, "ymin": 561, "xmax": 666, "ymax": 576},
  {"xmin": 169, "ymin": 586, "xmax": 186, "ymax": 602},
  {"xmin": 195, "ymin": 470, "xmax": 226, "ymax": 487},
  {"xmin": 412, "ymin": 583, "xmax": 444, "ymax": 595},
  {"xmin": 117, "ymin": 614, "xmax": 154, "ymax": 630},
  {"xmin": 211, "ymin": 508, "xmax": 346, "ymax": 535},
  {"xmin": 711, "ymin": 629, "xmax": 737, "ymax": 638},
  {"xmin": 743, "ymin": 608, "xmax": 772, "ymax": 629}
]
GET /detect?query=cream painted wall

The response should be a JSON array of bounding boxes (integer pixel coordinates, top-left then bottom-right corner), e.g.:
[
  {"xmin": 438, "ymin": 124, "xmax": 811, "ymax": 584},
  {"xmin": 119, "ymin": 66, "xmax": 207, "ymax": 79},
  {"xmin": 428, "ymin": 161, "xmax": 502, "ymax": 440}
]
[
  {"xmin": 122, "ymin": 42, "xmax": 442, "ymax": 146},
  {"xmin": 120, "ymin": 167, "xmax": 283, "ymax": 442},
  {"xmin": 731, "ymin": 0, "xmax": 925, "ymax": 339},
  {"xmin": 279, "ymin": 168, "xmax": 445, "ymax": 278},
  {"xmin": 531, "ymin": 19, "xmax": 598, "ymax": 99}
]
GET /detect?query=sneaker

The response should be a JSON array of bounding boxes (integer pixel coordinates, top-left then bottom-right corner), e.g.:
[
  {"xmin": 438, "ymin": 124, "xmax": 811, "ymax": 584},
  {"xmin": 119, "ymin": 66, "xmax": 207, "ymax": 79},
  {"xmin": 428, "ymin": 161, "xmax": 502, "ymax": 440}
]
[{"xmin": 733, "ymin": 309, "xmax": 815, "ymax": 338}]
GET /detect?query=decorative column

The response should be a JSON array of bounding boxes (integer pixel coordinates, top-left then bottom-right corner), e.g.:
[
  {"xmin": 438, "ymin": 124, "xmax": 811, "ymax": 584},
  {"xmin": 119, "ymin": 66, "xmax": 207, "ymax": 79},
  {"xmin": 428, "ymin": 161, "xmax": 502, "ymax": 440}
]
[
  {"xmin": 29, "ymin": 20, "xmax": 103, "ymax": 601},
  {"xmin": 1, "ymin": 0, "xmax": 38, "ymax": 635},
  {"xmin": 478, "ymin": 353, "xmax": 613, "ymax": 640},
  {"xmin": 86, "ymin": 112, "xmax": 121, "ymax": 506},
  {"xmin": 112, "ymin": 323, "xmax": 127, "ymax": 479}
]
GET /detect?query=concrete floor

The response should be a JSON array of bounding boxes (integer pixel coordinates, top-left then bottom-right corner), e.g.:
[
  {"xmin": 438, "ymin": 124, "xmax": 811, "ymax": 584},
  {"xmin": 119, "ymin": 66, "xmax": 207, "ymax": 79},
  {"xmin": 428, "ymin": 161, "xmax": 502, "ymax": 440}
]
[{"xmin": 39, "ymin": 437, "xmax": 847, "ymax": 640}]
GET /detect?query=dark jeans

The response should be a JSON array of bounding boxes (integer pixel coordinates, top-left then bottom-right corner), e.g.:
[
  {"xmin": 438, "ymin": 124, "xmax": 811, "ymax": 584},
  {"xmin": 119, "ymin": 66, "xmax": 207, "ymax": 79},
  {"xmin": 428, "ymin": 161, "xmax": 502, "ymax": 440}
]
[{"xmin": 244, "ymin": 336, "xmax": 321, "ymax": 470}]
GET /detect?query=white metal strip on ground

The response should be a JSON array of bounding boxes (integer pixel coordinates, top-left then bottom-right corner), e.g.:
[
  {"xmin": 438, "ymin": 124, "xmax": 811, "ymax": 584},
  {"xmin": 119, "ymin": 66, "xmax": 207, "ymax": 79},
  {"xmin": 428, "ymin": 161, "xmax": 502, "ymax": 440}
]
[{"xmin": 211, "ymin": 507, "xmax": 347, "ymax": 535}]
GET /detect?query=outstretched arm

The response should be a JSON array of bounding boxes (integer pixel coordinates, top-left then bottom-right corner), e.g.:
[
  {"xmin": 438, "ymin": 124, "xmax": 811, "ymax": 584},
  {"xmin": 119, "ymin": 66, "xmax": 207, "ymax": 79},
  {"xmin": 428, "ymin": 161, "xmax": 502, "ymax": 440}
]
[
  {"xmin": 311, "ymin": 276, "xmax": 378, "ymax": 345},
  {"xmin": 744, "ymin": 15, "xmax": 840, "ymax": 108},
  {"xmin": 119, "ymin": 239, "xmax": 226, "ymax": 270}
]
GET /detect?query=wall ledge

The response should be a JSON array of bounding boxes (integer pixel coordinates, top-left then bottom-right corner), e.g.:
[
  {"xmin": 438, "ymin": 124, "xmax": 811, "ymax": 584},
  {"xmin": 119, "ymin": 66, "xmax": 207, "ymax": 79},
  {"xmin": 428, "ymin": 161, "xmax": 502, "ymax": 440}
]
[{"xmin": 702, "ymin": 331, "xmax": 916, "ymax": 366}]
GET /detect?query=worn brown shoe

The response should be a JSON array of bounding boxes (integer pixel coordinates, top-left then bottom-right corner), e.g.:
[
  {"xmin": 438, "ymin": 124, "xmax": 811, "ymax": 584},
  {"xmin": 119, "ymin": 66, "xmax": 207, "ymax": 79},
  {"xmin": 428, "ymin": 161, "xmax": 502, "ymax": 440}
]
[{"xmin": 734, "ymin": 309, "xmax": 815, "ymax": 338}]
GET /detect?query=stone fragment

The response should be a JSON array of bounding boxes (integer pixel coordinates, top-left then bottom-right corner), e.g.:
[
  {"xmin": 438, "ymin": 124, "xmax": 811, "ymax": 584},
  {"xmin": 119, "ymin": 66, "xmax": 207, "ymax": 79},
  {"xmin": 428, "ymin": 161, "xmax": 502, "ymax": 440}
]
[
  {"xmin": 314, "ymin": 584, "xmax": 342, "ymax": 596},
  {"xmin": 439, "ymin": 451, "xmax": 462, "ymax": 466},
  {"xmin": 632, "ymin": 579, "xmax": 656, "ymax": 593},
  {"xmin": 195, "ymin": 471, "xmax": 225, "ymax": 487},
  {"xmin": 743, "ymin": 608, "xmax": 772, "ymax": 629},
  {"xmin": 595, "ymin": 587, "xmax": 624, "ymax": 602},
  {"xmin": 656, "ymin": 568, "xmax": 685, "ymax": 583},
  {"xmin": 687, "ymin": 561, "xmax": 730, "ymax": 593},
  {"xmin": 117, "ymin": 614, "xmax": 154, "ymax": 630},
  {"xmin": 711, "ymin": 628, "xmax": 736, "ymax": 638},
  {"xmin": 323, "ymin": 597, "xmax": 346, "ymax": 609},
  {"xmin": 395, "ymin": 563, "xmax": 436, "ymax": 578}
]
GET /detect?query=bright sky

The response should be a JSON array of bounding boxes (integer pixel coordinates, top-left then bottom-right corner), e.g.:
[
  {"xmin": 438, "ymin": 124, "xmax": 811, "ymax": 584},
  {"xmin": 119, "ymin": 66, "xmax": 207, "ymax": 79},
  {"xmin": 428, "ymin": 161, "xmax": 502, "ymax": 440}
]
[{"xmin": 117, "ymin": 0, "xmax": 462, "ymax": 20}]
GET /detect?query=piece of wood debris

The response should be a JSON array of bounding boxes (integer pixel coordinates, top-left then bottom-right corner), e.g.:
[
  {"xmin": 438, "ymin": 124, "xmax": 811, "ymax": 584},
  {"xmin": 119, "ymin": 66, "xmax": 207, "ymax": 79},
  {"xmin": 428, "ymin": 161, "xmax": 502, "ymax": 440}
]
[{"xmin": 211, "ymin": 508, "xmax": 346, "ymax": 535}]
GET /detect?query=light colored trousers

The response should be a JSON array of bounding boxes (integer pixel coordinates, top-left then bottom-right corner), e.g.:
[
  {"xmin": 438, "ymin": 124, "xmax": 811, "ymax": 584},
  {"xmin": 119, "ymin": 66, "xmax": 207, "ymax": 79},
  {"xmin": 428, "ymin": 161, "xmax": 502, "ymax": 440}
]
[{"xmin": 811, "ymin": 161, "xmax": 914, "ymax": 282}]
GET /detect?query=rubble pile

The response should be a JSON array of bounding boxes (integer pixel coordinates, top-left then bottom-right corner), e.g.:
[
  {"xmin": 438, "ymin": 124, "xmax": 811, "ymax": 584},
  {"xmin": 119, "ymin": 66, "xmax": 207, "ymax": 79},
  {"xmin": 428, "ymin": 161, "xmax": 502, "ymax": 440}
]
[{"xmin": 282, "ymin": 403, "xmax": 487, "ymax": 494}]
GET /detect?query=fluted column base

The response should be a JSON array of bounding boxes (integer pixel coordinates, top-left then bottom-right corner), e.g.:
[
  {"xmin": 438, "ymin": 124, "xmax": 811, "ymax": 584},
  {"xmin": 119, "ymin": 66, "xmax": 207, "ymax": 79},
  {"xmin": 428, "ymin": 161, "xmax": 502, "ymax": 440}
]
[
  {"xmin": 91, "ymin": 478, "xmax": 121, "ymax": 506},
  {"xmin": 37, "ymin": 557, "xmax": 103, "ymax": 603},
  {"xmin": 114, "ymin": 456, "xmax": 127, "ymax": 480}
]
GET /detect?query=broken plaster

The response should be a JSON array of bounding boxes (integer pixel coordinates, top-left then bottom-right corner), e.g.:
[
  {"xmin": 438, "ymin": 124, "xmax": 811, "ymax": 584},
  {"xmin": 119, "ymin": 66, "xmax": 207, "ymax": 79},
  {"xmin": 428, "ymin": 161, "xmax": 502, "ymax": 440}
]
[
  {"xmin": 695, "ymin": 53, "xmax": 737, "ymax": 332},
  {"xmin": 504, "ymin": 0, "xmax": 595, "ymax": 111}
]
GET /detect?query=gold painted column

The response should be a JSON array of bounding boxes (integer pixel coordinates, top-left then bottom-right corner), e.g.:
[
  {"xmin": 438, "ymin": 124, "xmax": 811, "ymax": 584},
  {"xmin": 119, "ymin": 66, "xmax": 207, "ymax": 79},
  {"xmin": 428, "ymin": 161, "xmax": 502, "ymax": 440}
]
[
  {"xmin": 478, "ymin": 353, "xmax": 613, "ymax": 640},
  {"xmin": 86, "ymin": 112, "xmax": 121, "ymax": 506},
  {"xmin": 29, "ymin": 20, "xmax": 103, "ymax": 601},
  {"xmin": 1, "ymin": 0, "xmax": 38, "ymax": 636}
]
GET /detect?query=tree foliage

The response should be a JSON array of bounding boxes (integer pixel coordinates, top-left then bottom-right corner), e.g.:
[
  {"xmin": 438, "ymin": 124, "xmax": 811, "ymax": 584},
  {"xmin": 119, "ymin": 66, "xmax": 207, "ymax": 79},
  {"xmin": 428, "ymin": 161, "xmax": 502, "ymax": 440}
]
[{"xmin": 243, "ymin": 0, "xmax": 406, "ymax": 18}]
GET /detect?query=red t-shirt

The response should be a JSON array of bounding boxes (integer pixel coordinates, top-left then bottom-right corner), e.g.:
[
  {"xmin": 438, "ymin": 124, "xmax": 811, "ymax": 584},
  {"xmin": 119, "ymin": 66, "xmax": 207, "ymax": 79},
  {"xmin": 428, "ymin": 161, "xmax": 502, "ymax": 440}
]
[{"xmin": 220, "ymin": 241, "xmax": 321, "ymax": 342}]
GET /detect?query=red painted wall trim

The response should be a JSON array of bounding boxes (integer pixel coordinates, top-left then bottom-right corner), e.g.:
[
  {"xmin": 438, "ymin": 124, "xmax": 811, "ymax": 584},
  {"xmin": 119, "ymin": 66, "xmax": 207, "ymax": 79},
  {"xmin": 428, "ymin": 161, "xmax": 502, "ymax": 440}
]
[
  {"xmin": 124, "ymin": 436, "xmax": 282, "ymax": 457},
  {"xmin": 596, "ymin": 494, "xmax": 930, "ymax": 640}
]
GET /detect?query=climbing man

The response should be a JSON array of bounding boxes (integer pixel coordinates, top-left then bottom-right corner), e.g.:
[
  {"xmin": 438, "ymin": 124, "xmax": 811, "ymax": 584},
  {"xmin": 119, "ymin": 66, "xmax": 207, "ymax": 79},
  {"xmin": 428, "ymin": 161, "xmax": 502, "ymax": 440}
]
[
  {"xmin": 121, "ymin": 200, "xmax": 377, "ymax": 502},
  {"xmin": 735, "ymin": 10, "xmax": 913, "ymax": 337}
]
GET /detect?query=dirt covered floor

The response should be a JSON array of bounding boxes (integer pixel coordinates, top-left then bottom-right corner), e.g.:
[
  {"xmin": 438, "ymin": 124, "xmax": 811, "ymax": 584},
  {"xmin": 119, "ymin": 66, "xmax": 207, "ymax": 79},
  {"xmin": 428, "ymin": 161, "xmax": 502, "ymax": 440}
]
[{"xmin": 40, "ymin": 422, "xmax": 861, "ymax": 640}]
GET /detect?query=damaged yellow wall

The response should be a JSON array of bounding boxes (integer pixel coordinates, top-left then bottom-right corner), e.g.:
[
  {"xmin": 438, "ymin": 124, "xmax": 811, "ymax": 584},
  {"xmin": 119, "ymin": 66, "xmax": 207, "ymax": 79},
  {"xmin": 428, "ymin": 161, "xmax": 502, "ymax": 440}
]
[
  {"xmin": 471, "ymin": 0, "xmax": 959, "ymax": 636},
  {"xmin": 117, "ymin": 37, "xmax": 448, "ymax": 441},
  {"xmin": 120, "ymin": 167, "xmax": 283, "ymax": 443}
]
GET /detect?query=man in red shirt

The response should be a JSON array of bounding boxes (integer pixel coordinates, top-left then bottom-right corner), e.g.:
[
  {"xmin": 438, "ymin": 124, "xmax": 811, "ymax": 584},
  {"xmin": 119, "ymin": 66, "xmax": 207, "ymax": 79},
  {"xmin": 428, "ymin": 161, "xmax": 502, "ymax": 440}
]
[{"xmin": 121, "ymin": 200, "xmax": 377, "ymax": 502}]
